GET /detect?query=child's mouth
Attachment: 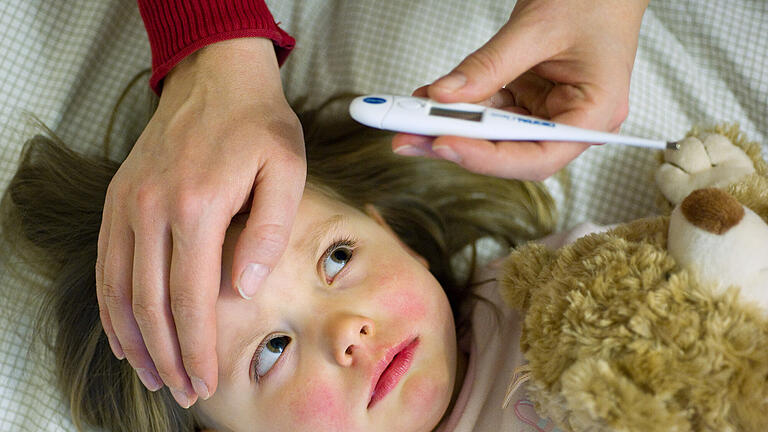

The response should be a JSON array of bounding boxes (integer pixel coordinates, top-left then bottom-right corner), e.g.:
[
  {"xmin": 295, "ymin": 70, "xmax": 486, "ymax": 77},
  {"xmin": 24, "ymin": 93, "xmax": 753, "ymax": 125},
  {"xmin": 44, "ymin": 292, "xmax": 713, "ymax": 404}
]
[{"xmin": 367, "ymin": 337, "xmax": 420, "ymax": 409}]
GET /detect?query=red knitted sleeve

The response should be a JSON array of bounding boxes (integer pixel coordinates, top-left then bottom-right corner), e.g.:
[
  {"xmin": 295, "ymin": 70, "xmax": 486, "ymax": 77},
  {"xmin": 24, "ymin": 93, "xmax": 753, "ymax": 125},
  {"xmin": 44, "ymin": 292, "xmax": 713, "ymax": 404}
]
[{"xmin": 137, "ymin": 0, "xmax": 295, "ymax": 94}]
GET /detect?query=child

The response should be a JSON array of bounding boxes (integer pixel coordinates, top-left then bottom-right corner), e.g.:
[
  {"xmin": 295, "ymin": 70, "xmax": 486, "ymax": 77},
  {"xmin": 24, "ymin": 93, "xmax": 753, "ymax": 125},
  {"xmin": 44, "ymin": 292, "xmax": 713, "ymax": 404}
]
[{"xmin": 1, "ymin": 119, "xmax": 556, "ymax": 431}]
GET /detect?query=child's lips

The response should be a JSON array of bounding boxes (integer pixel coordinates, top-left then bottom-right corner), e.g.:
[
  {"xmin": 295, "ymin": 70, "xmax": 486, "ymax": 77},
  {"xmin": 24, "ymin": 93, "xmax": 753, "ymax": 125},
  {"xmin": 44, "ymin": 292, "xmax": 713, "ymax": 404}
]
[{"xmin": 367, "ymin": 336, "xmax": 420, "ymax": 409}]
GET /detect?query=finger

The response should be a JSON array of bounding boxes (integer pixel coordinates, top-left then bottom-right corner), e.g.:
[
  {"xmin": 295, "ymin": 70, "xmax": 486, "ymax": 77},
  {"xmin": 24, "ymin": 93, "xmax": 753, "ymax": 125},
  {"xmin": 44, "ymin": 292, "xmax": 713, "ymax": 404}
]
[
  {"xmin": 392, "ymin": 133, "xmax": 437, "ymax": 157},
  {"xmin": 483, "ymin": 88, "xmax": 516, "ymax": 109},
  {"xmin": 536, "ymin": 76, "xmax": 628, "ymax": 133},
  {"xmin": 131, "ymin": 220, "xmax": 203, "ymax": 406},
  {"xmin": 432, "ymin": 107, "xmax": 607, "ymax": 179},
  {"xmin": 499, "ymin": 105, "xmax": 531, "ymax": 116},
  {"xmin": 548, "ymin": 94, "xmax": 617, "ymax": 136},
  {"xmin": 392, "ymin": 91, "xmax": 530, "ymax": 159},
  {"xmin": 418, "ymin": 83, "xmax": 517, "ymax": 109},
  {"xmin": 506, "ymin": 72, "xmax": 557, "ymax": 118},
  {"xmin": 102, "ymin": 222, "xmax": 165, "ymax": 393},
  {"xmin": 455, "ymin": 87, "xmax": 518, "ymax": 109},
  {"xmin": 427, "ymin": 19, "xmax": 552, "ymax": 103},
  {"xmin": 429, "ymin": 134, "xmax": 588, "ymax": 180},
  {"xmin": 232, "ymin": 154, "xmax": 306, "ymax": 300},
  {"xmin": 411, "ymin": 85, "xmax": 429, "ymax": 97},
  {"xmin": 96, "ymin": 197, "xmax": 124, "ymax": 360},
  {"xmin": 167, "ymin": 211, "xmax": 226, "ymax": 406}
]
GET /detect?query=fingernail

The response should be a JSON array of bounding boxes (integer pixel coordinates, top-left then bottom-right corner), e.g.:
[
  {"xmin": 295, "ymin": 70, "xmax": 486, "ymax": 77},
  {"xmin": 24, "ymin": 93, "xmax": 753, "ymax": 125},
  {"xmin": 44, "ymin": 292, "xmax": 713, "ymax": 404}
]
[
  {"xmin": 393, "ymin": 145, "xmax": 428, "ymax": 156},
  {"xmin": 107, "ymin": 335, "xmax": 125, "ymax": 360},
  {"xmin": 237, "ymin": 263, "xmax": 269, "ymax": 299},
  {"xmin": 136, "ymin": 368, "xmax": 163, "ymax": 391},
  {"xmin": 191, "ymin": 376, "xmax": 210, "ymax": 400},
  {"xmin": 434, "ymin": 72, "xmax": 467, "ymax": 93},
  {"xmin": 170, "ymin": 387, "xmax": 191, "ymax": 409},
  {"xmin": 432, "ymin": 145, "xmax": 462, "ymax": 163}
]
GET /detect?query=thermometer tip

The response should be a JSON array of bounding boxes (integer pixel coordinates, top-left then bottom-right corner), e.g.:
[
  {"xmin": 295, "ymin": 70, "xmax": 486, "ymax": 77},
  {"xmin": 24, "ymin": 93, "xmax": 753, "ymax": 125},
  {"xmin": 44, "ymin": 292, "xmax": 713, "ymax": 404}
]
[{"xmin": 666, "ymin": 141, "xmax": 680, "ymax": 151}]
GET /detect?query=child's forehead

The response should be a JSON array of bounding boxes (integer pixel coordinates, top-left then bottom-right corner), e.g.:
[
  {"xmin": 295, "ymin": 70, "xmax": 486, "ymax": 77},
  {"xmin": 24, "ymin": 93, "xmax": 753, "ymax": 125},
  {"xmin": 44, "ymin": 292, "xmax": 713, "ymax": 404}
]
[
  {"xmin": 225, "ymin": 189, "xmax": 368, "ymax": 255},
  {"xmin": 291, "ymin": 191, "xmax": 373, "ymax": 249},
  {"xmin": 297, "ymin": 187, "xmax": 365, "ymax": 220}
]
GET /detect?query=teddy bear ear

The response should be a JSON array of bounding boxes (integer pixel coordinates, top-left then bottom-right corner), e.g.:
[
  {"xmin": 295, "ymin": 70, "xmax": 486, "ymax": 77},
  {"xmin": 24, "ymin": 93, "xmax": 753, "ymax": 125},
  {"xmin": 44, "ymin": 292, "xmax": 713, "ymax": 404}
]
[{"xmin": 498, "ymin": 243, "xmax": 556, "ymax": 311}]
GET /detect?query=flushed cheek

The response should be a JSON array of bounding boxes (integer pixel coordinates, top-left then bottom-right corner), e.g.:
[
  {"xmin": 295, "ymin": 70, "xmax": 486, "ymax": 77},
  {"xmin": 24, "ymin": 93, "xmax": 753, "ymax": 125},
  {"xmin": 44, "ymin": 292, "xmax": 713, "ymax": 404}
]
[
  {"xmin": 373, "ymin": 273, "xmax": 427, "ymax": 321},
  {"xmin": 287, "ymin": 378, "xmax": 355, "ymax": 431}
]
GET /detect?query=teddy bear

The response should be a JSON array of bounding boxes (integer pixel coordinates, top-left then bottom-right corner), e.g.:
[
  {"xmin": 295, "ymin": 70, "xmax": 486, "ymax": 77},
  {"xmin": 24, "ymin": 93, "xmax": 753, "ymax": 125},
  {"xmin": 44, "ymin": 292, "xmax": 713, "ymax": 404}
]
[{"xmin": 499, "ymin": 124, "xmax": 768, "ymax": 432}]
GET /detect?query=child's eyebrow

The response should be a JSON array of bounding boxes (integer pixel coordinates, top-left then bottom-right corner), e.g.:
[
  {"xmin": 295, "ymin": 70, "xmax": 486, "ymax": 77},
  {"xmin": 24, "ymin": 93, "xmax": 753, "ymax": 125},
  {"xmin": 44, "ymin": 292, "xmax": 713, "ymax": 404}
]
[{"xmin": 298, "ymin": 213, "xmax": 349, "ymax": 263}]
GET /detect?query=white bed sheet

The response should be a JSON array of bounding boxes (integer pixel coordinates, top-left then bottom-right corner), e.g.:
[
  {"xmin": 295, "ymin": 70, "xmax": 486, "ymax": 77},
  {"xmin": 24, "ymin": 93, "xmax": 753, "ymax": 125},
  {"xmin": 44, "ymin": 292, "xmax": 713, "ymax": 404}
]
[{"xmin": 1, "ymin": 1, "xmax": 766, "ymax": 430}]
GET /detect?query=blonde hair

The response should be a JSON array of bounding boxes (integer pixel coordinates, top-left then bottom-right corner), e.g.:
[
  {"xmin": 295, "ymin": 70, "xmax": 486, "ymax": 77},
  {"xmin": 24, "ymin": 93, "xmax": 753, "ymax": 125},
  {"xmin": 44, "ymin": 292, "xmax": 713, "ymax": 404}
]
[{"xmin": 1, "ymin": 108, "xmax": 555, "ymax": 431}]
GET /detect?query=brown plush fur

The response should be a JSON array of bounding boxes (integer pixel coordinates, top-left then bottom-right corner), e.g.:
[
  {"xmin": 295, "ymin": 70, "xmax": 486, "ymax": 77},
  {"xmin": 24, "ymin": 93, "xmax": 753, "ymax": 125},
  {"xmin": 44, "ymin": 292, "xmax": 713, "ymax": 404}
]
[{"xmin": 500, "ymin": 125, "xmax": 768, "ymax": 431}]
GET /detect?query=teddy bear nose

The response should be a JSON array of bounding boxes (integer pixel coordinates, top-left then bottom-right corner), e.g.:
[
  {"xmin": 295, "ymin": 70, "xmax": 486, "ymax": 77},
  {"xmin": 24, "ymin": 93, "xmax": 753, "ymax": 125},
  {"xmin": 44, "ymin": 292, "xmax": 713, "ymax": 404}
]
[{"xmin": 680, "ymin": 188, "xmax": 744, "ymax": 235}]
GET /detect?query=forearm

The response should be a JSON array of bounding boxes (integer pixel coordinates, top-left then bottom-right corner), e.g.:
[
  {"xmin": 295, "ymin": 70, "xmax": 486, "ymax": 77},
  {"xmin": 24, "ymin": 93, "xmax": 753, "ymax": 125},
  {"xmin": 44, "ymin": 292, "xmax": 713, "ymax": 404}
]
[{"xmin": 137, "ymin": 0, "xmax": 295, "ymax": 93}]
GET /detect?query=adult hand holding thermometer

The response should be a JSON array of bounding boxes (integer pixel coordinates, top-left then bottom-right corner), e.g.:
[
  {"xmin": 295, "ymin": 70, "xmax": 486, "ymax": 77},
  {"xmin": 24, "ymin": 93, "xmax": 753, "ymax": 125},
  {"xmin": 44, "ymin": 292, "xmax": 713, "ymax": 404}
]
[{"xmin": 350, "ymin": 95, "xmax": 678, "ymax": 151}]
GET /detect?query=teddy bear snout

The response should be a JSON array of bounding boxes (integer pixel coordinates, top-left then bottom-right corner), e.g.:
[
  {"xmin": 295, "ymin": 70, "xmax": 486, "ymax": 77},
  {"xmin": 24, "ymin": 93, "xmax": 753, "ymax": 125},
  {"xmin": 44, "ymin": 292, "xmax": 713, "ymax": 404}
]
[{"xmin": 680, "ymin": 188, "xmax": 744, "ymax": 234}]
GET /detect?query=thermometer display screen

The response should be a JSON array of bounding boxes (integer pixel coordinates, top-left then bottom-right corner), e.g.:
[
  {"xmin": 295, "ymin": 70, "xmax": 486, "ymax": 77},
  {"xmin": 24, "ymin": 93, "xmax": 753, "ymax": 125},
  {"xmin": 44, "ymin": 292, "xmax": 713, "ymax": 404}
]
[{"xmin": 428, "ymin": 107, "xmax": 483, "ymax": 122}]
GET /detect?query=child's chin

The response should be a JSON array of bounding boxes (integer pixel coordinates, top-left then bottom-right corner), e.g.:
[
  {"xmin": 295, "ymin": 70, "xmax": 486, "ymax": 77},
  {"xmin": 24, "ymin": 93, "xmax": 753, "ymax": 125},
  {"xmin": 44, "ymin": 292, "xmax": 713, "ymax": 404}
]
[{"xmin": 394, "ymin": 369, "xmax": 455, "ymax": 431}]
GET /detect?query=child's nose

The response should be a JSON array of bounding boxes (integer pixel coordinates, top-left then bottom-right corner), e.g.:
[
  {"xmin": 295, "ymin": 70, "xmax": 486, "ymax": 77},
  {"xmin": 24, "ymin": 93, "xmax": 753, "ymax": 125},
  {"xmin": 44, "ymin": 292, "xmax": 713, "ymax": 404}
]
[{"xmin": 326, "ymin": 314, "xmax": 376, "ymax": 367}]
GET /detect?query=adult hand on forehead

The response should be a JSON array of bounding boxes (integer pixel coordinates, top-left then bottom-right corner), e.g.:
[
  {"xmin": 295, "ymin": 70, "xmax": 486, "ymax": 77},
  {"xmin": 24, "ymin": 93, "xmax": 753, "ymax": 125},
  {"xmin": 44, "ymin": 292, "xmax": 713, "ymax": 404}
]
[
  {"xmin": 96, "ymin": 38, "xmax": 305, "ymax": 408},
  {"xmin": 392, "ymin": 0, "xmax": 649, "ymax": 181}
]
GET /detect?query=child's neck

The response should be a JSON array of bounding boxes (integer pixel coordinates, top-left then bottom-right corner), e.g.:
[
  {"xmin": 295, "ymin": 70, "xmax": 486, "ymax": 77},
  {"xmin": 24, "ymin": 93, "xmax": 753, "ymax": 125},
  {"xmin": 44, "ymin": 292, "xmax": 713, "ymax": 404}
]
[{"xmin": 451, "ymin": 350, "xmax": 469, "ymax": 407}]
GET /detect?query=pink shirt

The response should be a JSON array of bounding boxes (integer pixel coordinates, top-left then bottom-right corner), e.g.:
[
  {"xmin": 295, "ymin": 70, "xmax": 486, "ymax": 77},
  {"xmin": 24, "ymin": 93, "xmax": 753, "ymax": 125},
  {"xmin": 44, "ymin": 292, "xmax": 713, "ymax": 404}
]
[{"xmin": 437, "ymin": 260, "xmax": 565, "ymax": 432}]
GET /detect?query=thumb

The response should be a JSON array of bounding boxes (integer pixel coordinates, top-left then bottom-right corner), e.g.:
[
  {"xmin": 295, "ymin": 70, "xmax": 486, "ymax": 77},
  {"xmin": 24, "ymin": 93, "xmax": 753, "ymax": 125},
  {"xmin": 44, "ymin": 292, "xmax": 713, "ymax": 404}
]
[
  {"xmin": 232, "ymin": 158, "xmax": 305, "ymax": 299},
  {"xmin": 428, "ymin": 19, "xmax": 549, "ymax": 104}
]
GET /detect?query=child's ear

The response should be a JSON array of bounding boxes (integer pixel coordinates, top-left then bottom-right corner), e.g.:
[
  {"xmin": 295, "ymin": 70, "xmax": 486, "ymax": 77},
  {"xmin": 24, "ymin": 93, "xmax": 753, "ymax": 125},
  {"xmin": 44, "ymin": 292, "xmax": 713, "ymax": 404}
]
[{"xmin": 364, "ymin": 204, "xmax": 430, "ymax": 269}]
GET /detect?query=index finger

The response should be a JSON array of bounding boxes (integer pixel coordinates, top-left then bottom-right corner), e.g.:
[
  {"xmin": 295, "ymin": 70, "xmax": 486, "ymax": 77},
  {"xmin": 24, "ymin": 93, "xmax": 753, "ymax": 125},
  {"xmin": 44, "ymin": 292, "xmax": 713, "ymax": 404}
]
[
  {"xmin": 427, "ymin": 16, "xmax": 553, "ymax": 104},
  {"xmin": 431, "ymin": 134, "xmax": 589, "ymax": 180},
  {"xmin": 231, "ymin": 152, "xmax": 306, "ymax": 299},
  {"xmin": 429, "ymin": 108, "xmax": 612, "ymax": 179}
]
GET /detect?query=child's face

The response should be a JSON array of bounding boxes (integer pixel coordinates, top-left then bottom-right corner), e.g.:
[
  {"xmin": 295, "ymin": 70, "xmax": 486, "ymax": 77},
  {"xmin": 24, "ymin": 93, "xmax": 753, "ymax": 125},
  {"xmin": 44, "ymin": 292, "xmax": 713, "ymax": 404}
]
[{"xmin": 197, "ymin": 189, "xmax": 460, "ymax": 432}]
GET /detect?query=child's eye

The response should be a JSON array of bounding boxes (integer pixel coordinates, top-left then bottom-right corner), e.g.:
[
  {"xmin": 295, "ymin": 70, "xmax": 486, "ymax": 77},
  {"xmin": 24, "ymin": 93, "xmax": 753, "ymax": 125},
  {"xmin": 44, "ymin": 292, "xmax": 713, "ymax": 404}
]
[
  {"xmin": 322, "ymin": 240, "xmax": 356, "ymax": 282},
  {"xmin": 252, "ymin": 335, "xmax": 291, "ymax": 381}
]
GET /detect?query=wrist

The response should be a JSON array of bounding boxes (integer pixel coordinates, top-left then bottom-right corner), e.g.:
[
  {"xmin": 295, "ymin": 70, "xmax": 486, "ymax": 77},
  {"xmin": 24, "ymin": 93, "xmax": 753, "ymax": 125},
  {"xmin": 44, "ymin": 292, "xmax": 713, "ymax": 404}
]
[
  {"xmin": 164, "ymin": 38, "xmax": 285, "ymax": 102},
  {"xmin": 187, "ymin": 38, "xmax": 278, "ymax": 70}
]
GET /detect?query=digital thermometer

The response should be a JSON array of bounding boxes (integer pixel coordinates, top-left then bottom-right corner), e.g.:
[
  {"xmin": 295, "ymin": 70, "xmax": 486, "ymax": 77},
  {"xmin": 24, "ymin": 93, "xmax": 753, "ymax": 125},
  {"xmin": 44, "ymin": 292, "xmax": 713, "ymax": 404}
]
[{"xmin": 349, "ymin": 95, "xmax": 679, "ymax": 150}]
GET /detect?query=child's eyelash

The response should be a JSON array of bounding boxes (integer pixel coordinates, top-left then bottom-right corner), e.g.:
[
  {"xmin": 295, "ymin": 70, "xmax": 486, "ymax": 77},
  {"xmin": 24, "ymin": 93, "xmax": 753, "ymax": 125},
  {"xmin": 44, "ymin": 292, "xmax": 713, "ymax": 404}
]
[
  {"xmin": 251, "ymin": 335, "xmax": 272, "ymax": 384},
  {"xmin": 251, "ymin": 335, "xmax": 271, "ymax": 383},
  {"xmin": 250, "ymin": 333, "xmax": 288, "ymax": 383},
  {"xmin": 321, "ymin": 236, "xmax": 359, "ymax": 282},
  {"xmin": 324, "ymin": 236, "xmax": 358, "ymax": 256}
]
